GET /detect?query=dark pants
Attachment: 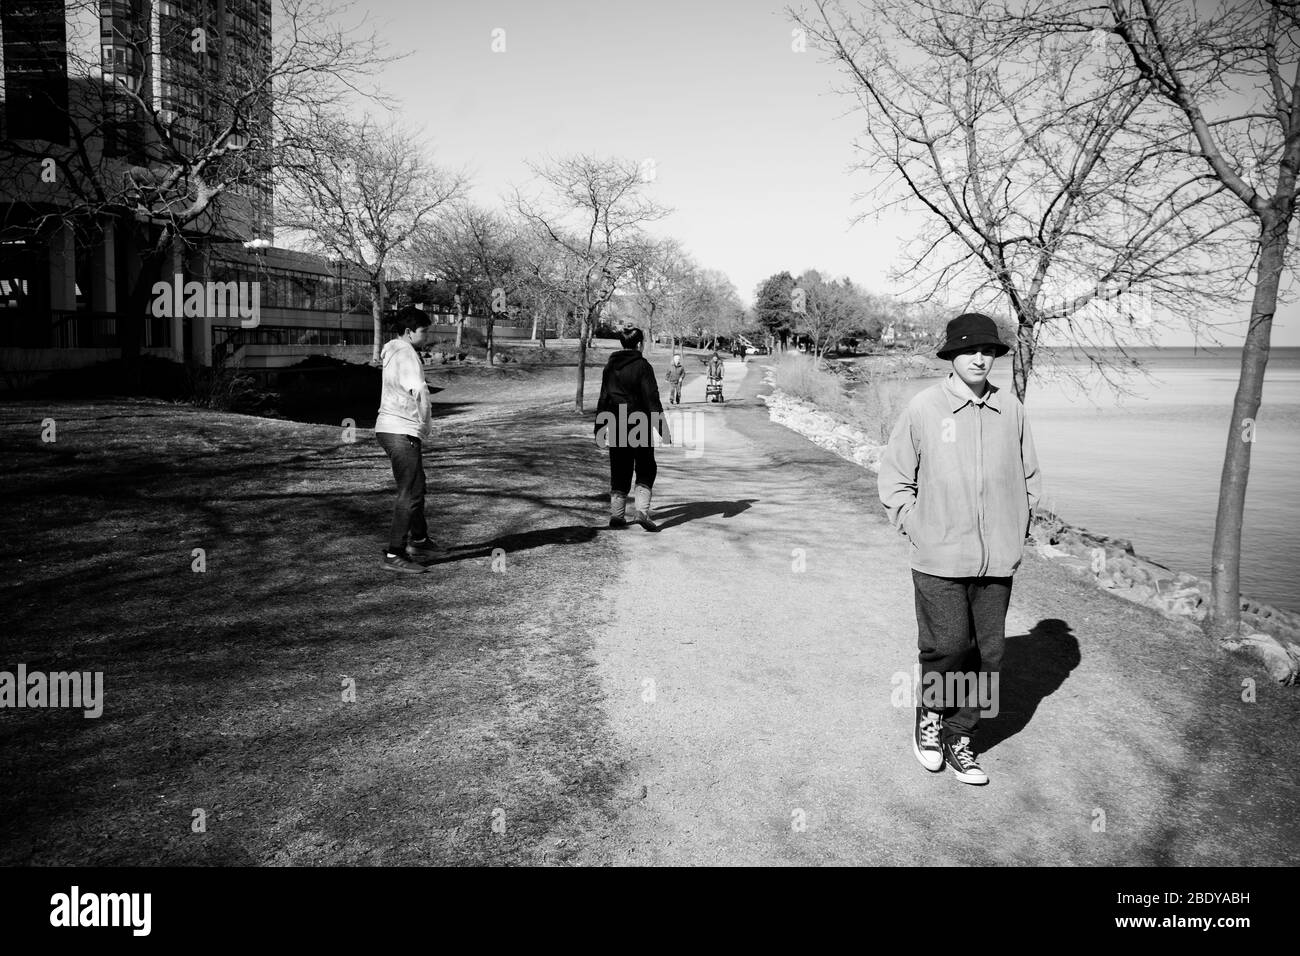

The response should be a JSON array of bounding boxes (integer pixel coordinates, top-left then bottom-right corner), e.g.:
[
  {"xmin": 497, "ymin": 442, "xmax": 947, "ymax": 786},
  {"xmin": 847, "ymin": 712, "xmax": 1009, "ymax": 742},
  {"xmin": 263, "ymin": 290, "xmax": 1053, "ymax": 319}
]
[
  {"xmin": 609, "ymin": 446, "xmax": 657, "ymax": 495},
  {"xmin": 377, "ymin": 432, "xmax": 428, "ymax": 554},
  {"xmin": 912, "ymin": 569, "xmax": 1012, "ymax": 742}
]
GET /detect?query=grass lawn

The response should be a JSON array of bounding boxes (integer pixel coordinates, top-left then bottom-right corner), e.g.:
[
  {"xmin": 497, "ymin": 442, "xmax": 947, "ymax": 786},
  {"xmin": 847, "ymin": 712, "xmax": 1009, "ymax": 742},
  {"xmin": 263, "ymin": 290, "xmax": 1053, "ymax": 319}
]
[{"xmin": 0, "ymin": 370, "xmax": 628, "ymax": 865}]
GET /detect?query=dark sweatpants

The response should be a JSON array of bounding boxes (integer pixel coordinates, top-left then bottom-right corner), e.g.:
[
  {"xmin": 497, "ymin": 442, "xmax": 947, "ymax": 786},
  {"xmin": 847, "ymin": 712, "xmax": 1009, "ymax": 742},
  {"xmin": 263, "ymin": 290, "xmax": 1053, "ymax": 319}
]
[
  {"xmin": 608, "ymin": 446, "xmax": 657, "ymax": 494},
  {"xmin": 912, "ymin": 569, "xmax": 1012, "ymax": 742}
]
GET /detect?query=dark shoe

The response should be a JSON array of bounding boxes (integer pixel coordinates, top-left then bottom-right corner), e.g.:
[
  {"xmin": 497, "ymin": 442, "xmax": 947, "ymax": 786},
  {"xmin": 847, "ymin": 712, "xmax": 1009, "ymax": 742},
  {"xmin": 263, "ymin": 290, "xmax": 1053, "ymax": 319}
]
[
  {"xmin": 912, "ymin": 708, "xmax": 943, "ymax": 773},
  {"xmin": 381, "ymin": 553, "xmax": 428, "ymax": 574},
  {"xmin": 942, "ymin": 735, "xmax": 988, "ymax": 785},
  {"xmin": 608, "ymin": 516, "xmax": 628, "ymax": 529},
  {"xmin": 405, "ymin": 538, "xmax": 439, "ymax": 559},
  {"xmin": 632, "ymin": 511, "xmax": 660, "ymax": 532}
]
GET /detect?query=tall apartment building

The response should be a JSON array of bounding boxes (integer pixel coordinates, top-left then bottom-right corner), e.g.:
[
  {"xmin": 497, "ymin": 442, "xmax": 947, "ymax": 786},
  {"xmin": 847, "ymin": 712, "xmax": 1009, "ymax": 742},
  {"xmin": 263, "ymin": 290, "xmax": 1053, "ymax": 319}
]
[{"xmin": 0, "ymin": 0, "xmax": 309, "ymax": 369}]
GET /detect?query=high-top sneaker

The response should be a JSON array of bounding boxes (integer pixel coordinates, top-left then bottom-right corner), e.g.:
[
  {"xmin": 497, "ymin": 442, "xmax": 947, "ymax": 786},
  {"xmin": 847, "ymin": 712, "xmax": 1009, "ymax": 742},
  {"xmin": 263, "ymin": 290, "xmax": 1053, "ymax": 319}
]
[
  {"xmin": 912, "ymin": 708, "xmax": 943, "ymax": 772},
  {"xmin": 942, "ymin": 735, "xmax": 989, "ymax": 785}
]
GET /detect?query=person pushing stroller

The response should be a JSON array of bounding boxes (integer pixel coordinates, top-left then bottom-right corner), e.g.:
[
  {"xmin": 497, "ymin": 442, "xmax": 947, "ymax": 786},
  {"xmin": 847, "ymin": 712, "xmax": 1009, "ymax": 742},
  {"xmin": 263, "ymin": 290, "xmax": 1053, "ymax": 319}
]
[{"xmin": 706, "ymin": 350, "xmax": 725, "ymax": 403}]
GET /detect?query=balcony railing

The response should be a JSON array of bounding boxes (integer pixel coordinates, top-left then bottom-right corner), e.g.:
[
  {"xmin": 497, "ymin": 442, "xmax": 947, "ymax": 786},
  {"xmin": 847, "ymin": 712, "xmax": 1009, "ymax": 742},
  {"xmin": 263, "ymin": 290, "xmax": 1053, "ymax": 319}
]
[{"xmin": 0, "ymin": 311, "xmax": 171, "ymax": 349}]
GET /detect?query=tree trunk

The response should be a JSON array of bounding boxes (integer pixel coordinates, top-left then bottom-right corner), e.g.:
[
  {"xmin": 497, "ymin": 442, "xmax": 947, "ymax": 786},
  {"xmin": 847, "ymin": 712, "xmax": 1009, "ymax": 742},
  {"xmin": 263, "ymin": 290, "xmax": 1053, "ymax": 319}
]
[
  {"xmin": 121, "ymin": 254, "xmax": 163, "ymax": 364},
  {"xmin": 531, "ymin": 310, "xmax": 538, "ymax": 341},
  {"xmin": 1011, "ymin": 316, "xmax": 1036, "ymax": 403},
  {"xmin": 119, "ymin": 228, "xmax": 170, "ymax": 370},
  {"xmin": 487, "ymin": 315, "xmax": 495, "ymax": 366},
  {"xmin": 1208, "ymin": 213, "xmax": 1289, "ymax": 642},
  {"xmin": 574, "ymin": 314, "xmax": 589, "ymax": 412},
  {"xmin": 370, "ymin": 278, "xmax": 386, "ymax": 364}
]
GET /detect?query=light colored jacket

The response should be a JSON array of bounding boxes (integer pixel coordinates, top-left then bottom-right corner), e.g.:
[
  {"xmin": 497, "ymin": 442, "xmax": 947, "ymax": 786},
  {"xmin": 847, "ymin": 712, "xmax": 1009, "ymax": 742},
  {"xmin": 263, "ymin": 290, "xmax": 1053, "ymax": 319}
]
[
  {"xmin": 877, "ymin": 373, "xmax": 1041, "ymax": 577},
  {"xmin": 374, "ymin": 338, "xmax": 431, "ymax": 438}
]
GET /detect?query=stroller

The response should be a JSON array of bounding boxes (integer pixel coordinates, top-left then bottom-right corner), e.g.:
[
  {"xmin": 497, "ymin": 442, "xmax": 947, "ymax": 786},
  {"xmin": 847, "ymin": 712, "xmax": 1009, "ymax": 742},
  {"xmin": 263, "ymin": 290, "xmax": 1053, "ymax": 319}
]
[{"xmin": 706, "ymin": 360, "xmax": 725, "ymax": 403}]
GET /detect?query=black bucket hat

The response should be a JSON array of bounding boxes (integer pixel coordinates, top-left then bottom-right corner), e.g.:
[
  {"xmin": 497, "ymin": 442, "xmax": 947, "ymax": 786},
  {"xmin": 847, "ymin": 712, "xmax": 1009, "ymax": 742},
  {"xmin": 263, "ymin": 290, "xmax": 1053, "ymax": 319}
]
[{"xmin": 936, "ymin": 312, "xmax": 1010, "ymax": 360}]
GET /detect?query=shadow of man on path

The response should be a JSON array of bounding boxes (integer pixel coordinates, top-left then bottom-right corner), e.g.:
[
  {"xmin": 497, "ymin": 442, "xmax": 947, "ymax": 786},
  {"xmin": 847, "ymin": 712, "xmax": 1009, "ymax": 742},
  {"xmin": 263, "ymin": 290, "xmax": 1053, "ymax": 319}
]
[
  {"xmin": 978, "ymin": 618, "xmax": 1081, "ymax": 753},
  {"xmin": 425, "ymin": 525, "xmax": 599, "ymax": 565},
  {"xmin": 652, "ymin": 498, "xmax": 759, "ymax": 530}
]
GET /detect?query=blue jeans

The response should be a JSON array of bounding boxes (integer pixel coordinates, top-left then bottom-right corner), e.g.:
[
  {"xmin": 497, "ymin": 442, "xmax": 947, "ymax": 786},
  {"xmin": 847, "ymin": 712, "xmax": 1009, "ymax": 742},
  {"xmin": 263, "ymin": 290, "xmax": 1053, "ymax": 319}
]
[{"xmin": 377, "ymin": 432, "xmax": 428, "ymax": 554}]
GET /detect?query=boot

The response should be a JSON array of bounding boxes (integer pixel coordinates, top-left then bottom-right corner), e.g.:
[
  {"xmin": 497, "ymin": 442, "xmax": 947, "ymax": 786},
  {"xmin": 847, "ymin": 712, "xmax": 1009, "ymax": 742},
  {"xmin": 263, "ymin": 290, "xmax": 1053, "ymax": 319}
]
[
  {"xmin": 632, "ymin": 483, "xmax": 660, "ymax": 532},
  {"xmin": 609, "ymin": 490, "xmax": 628, "ymax": 528}
]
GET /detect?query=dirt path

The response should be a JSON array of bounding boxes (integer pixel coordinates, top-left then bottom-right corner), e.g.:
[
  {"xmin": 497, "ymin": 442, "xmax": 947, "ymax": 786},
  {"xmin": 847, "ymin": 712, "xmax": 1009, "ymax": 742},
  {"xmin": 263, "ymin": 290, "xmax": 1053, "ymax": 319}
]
[{"xmin": 576, "ymin": 358, "xmax": 1300, "ymax": 866}]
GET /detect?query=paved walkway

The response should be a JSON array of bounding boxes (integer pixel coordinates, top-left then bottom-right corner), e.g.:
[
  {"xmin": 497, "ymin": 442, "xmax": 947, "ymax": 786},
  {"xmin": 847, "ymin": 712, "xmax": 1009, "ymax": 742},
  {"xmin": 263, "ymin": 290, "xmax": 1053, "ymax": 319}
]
[{"xmin": 575, "ymin": 358, "xmax": 1300, "ymax": 865}]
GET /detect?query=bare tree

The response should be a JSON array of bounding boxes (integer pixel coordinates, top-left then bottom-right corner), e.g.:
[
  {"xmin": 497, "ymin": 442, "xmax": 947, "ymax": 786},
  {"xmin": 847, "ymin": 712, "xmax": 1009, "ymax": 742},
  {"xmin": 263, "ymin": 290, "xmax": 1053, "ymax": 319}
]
[
  {"xmin": 277, "ymin": 115, "xmax": 464, "ymax": 363},
  {"xmin": 513, "ymin": 234, "xmax": 570, "ymax": 348},
  {"xmin": 1077, "ymin": 0, "xmax": 1300, "ymax": 643},
  {"xmin": 513, "ymin": 155, "xmax": 669, "ymax": 411},
  {"xmin": 0, "ymin": 0, "xmax": 399, "ymax": 366},
  {"xmin": 791, "ymin": 0, "xmax": 1243, "ymax": 399},
  {"xmin": 684, "ymin": 268, "xmax": 745, "ymax": 350},
  {"xmin": 626, "ymin": 235, "xmax": 693, "ymax": 351},
  {"xmin": 653, "ymin": 256, "xmax": 705, "ymax": 356},
  {"xmin": 408, "ymin": 202, "xmax": 526, "ymax": 365}
]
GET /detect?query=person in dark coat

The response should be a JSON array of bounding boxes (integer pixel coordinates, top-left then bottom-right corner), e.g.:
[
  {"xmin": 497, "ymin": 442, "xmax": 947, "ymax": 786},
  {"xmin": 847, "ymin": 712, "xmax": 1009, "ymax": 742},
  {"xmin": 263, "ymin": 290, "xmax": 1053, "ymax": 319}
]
[{"xmin": 594, "ymin": 326, "xmax": 673, "ymax": 531}]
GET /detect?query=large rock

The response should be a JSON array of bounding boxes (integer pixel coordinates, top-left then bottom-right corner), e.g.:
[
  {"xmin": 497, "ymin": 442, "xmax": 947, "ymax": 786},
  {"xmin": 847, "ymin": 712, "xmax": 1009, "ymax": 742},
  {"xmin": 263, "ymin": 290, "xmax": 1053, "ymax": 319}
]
[
  {"xmin": 1128, "ymin": 584, "xmax": 1156, "ymax": 604},
  {"xmin": 1225, "ymin": 633, "xmax": 1299, "ymax": 684}
]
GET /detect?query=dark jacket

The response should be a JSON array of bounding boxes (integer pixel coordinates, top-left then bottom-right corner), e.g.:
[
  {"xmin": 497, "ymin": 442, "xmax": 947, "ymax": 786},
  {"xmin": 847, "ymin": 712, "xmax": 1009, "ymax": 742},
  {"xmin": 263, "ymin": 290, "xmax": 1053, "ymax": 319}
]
[{"xmin": 594, "ymin": 349, "xmax": 664, "ymax": 445}]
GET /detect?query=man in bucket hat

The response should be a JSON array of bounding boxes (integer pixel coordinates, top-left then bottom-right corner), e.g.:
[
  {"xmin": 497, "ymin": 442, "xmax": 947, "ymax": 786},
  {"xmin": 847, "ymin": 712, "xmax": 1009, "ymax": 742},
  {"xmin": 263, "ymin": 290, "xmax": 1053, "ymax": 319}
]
[{"xmin": 877, "ymin": 313, "xmax": 1041, "ymax": 785}]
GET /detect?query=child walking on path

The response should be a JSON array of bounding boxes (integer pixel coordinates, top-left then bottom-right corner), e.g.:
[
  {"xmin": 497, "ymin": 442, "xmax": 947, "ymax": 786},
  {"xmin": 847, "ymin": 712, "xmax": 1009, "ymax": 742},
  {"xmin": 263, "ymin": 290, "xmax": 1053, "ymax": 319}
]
[
  {"xmin": 375, "ymin": 307, "xmax": 438, "ymax": 574},
  {"xmin": 595, "ymin": 327, "xmax": 672, "ymax": 532},
  {"xmin": 877, "ymin": 312, "xmax": 1041, "ymax": 785}
]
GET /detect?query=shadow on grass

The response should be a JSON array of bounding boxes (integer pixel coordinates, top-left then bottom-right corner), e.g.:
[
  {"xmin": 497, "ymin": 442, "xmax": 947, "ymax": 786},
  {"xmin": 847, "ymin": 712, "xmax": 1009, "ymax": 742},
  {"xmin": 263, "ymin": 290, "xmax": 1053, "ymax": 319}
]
[
  {"xmin": 0, "ymin": 398, "xmax": 627, "ymax": 865},
  {"xmin": 977, "ymin": 618, "xmax": 1081, "ymax": 753},
  {"xmin": 427, "ymin": 525, "xmax": 600, "ymax": 565}
]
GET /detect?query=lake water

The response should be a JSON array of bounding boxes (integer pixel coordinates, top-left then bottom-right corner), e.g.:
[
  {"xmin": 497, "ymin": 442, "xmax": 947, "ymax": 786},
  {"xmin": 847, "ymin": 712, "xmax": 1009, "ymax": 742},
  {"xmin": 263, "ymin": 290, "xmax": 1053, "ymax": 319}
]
[{"xmin": 878, "ymin": 347, "xmax": 1300, "ymax": 612}]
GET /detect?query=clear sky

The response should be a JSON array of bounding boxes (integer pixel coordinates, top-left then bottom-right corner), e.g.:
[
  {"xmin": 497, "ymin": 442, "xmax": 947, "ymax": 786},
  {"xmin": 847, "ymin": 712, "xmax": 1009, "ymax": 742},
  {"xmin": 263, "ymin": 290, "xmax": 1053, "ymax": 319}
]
[{"xmin": 344, "ymin": 0, "xmax": 1298, "ymax": 346}]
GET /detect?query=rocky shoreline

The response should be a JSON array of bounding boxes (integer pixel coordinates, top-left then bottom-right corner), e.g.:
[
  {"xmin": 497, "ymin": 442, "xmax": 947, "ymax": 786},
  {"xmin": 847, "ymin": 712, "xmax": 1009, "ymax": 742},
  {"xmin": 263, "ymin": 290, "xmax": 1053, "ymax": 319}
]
[{"xmin": 758, "ymin": 377, "xmax": 1300, "ymax": 684}]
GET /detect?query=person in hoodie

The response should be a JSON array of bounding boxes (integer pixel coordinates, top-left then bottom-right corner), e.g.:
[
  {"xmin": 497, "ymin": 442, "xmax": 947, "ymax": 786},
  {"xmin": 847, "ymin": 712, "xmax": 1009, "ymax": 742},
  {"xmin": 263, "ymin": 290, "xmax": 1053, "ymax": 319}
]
[
  {"xmin": 594, "ymin": 326, "xmax": 672, "ymax": 531},
  {"xmin": 877, "ymin": 312, "xmax": 1041, "ymax": 786},
  {"xmin": 666, "ymin": 354, "xmax": 685, "ymax": 405},
  {"xmin": 374, "ymin": 306, "xmax": 438, "ymax": 573}
]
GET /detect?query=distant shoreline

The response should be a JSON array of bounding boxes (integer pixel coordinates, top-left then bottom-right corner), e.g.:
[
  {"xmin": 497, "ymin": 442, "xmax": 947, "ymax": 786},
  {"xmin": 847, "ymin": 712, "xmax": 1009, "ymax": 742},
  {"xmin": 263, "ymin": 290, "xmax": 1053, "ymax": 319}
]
[
  {"xmin": 1027, "ymin": 345, "xmax": 1300, "ymax": 360},
  {"xmin": 759, "ymin": 357, "xmax": 1300, "ymax": 671}
]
